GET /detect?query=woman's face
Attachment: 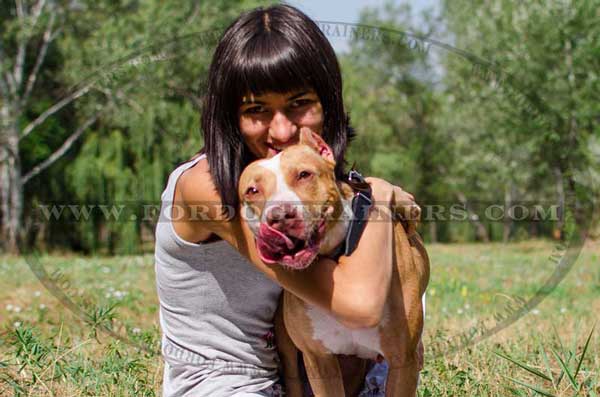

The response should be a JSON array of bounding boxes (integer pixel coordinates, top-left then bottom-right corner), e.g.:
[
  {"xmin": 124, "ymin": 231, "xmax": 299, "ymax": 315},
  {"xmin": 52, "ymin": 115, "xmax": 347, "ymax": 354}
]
[{"xmin": 238, "ymin": 89, "xmax": 324, "ymax": 158}]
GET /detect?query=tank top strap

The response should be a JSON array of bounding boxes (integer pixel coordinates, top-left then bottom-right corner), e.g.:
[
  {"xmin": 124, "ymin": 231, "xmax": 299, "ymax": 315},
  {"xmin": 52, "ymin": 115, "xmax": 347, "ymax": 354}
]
[{"xmin": 160, "ymin": 154, "xmax": 206, "ymax": 203}]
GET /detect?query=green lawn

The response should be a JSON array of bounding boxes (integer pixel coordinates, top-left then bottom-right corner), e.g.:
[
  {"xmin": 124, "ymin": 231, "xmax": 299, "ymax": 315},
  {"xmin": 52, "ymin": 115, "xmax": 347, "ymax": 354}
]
[{"xmin": 1, "ymin": 240, "xmax": 598, "ymax": 396}]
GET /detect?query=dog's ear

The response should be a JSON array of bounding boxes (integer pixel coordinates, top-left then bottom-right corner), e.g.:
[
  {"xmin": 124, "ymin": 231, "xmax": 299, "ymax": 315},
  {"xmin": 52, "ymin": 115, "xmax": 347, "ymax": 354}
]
[{"xmin": 299, "ymin": 127, "xmax": 335, "ymax": 166}]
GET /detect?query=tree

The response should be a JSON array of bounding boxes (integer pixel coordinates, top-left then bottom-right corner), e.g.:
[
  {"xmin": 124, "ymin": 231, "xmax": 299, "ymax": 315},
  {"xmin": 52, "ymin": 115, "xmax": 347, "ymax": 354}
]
[
  {"xmin": 440, "ymin": 0, "xmax": 600, "ymax": 239},
  {"xmin": 1, "ymin": 0, "xmax": 266, "ymax": 253},
  {"xmin": 341, "ymin": 2, "xmax": 453, "ymax": 242},
  {"xmin": 0, "ymin": 0, "xmax": 112, "ymax": 253},
  {"xmin": 57, "ymin": 0, "xmax": 266, "ymax": 254}
]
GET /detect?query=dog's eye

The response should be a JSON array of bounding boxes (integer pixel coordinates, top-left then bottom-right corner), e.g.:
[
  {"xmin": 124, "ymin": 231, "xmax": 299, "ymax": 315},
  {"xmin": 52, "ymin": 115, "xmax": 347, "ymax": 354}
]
[
  {"xmin": 245, "ymin": 186, "xmax": 259, "ymax": 196},
  {"xmin": 297, "ymin": 170, "xmax": 313, "ymax": 180}
]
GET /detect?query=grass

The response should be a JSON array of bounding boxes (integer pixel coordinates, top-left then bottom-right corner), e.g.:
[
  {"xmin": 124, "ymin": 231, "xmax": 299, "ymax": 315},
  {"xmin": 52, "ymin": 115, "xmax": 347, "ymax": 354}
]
[{"xmin": 0, "ymin": 239, "xmax": 598, "ymax": 396}]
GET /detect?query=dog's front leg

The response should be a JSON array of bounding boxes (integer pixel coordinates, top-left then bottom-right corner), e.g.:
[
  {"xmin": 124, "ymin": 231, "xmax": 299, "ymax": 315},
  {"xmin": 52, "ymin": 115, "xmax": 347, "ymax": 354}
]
[
  {"xmin": 273, "ymin": 294, "xmax": 303, "ymax": 397},
  {"xmin": 384, "ymin": 356, "xmax": 420, "ymax": 397},
  {"xmin": 302, "ymin": 352, "xmax": 345, "ymax": 397},
  {"xmin": 339, "ymin": 355, "xmax": 369, "ymax": 396}
]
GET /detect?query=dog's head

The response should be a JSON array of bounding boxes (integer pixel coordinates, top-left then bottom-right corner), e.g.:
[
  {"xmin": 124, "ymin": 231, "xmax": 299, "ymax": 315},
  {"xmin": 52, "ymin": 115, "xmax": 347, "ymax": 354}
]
[{"xmin": 238, "ymin": 129, "xmax": 350, "ymax": 270}]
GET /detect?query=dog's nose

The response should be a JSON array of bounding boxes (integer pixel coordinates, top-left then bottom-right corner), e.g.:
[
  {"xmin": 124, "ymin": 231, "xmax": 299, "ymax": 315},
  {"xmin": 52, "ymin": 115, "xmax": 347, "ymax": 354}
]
[{"xmin": 265, "ymin": 204, "xmax": 298, "ymax": 230}]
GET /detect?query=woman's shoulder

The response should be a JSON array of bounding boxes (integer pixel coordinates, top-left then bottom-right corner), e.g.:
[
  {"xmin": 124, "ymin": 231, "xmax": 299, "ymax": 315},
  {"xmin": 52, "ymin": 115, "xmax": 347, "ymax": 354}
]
[
  {"xmin": 179, "ymin": 155, "xmax": 211, "ymax": 187},
  {"xmin": 177, "ymin": 156, "xmax": 231, "ymax": 224}
]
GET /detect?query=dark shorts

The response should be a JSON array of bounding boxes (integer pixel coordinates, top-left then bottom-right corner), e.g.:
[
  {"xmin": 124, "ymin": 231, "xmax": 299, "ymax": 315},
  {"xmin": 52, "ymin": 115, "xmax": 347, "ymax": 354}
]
[{"xmin": 274, "ymin": 357, "xmax": 388, "ymax": 397}]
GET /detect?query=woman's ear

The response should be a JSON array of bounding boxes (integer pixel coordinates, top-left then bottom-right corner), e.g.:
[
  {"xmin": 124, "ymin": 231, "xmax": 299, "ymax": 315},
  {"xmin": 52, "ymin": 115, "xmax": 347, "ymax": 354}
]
[{"xmin": 299, "ymin": 127, "xmax": 335, "ymax": 165}]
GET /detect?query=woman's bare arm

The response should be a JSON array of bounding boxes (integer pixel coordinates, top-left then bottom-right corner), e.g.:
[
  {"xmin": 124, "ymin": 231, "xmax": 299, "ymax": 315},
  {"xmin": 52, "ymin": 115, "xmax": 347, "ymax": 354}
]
[
  {"xmin": 178, "ymin": 161, "xmax": 416, "ymax": 329},
  {"xmin": 231, "ymin": 186, "xmax": 394, "ymax": 329}
]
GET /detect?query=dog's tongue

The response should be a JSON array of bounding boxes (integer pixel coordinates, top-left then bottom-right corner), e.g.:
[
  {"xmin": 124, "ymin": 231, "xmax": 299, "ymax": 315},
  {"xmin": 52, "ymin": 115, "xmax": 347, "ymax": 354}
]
[
  {"xmin": 280, "ymin": 246, "xmax": 317, "ymax": 269},
  {"xmin": 256, "ymin": 223, "xmax": 317, "ymax": 268},
  {"xmin": 258, "ymin": 223, "xmax": 295, "ymax": 251}
]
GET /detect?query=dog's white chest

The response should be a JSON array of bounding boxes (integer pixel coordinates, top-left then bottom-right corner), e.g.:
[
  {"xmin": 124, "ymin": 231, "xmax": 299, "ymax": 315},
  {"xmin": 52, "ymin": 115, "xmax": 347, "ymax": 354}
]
[{"xmin": 305, "ymin": 304, "xmax": 386, "ymax": 360}]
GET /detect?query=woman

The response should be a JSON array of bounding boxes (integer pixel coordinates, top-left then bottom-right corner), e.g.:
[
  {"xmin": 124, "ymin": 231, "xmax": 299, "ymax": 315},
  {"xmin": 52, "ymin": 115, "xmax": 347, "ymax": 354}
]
[{"xmin": 155, "ymin": 4, "xmax": 417, "ymax": 396}]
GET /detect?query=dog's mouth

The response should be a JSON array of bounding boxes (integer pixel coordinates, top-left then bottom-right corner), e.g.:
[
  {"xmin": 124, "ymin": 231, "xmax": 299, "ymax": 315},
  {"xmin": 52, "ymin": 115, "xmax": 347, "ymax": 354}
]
[{"xmin": 256, "ymin": 220, "xmax": 326, "ymax": 270}]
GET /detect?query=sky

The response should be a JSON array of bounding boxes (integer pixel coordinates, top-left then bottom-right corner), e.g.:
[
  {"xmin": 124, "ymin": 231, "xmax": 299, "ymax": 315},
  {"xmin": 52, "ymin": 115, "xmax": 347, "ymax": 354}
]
[{"xmin": 286, "ymin": 0, "xmax": 439, "ymax": 52}]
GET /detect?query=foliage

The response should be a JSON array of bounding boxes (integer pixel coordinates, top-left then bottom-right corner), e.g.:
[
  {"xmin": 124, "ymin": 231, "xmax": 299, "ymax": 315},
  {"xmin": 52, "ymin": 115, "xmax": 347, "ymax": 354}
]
[
  {"xmin": 2, "ymin": 0, "xmax": 265, "ymax": 254},
  {"xmin": 341, "ymin": 3, "xmax": 456, "ymax": 242},
  {"xmin": 341, "ymin": 0, "xmax": 599, "ymax": 243},
  {"xmin": 2, "ymin": 0, "xmax": 599, "ymax": 252},
  {"xmin": 438, "ymin": 0, "xmax": 600, "ymax": 237}
]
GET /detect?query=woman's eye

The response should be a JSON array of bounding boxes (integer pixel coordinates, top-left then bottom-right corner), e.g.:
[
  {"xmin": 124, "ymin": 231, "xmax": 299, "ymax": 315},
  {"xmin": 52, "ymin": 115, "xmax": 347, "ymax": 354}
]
[
  {"xmin": 244, "ymin": 106, "xmax": 266, "ymax": 114},
  {"xmin": 297, "ymin": 170, "xmax": 313, "ymax": 180},
  {"xmin": 245, "ymin": 186, "xmax": 259, "ymax": 196},
  {"xmin": 289, "ymin": 99, "xmax": 313, "ymax": 109}
]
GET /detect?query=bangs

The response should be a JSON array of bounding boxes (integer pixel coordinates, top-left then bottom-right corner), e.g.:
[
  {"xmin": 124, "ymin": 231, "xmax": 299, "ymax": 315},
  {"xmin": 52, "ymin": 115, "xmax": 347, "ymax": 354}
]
[{"xmin": 229, "ymin": 33, "xmax": 315, "ymax": 103}]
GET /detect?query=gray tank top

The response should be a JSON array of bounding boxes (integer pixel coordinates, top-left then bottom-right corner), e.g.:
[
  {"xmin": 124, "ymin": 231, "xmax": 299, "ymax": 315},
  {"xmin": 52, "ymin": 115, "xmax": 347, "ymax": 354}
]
[{"xmin": 154, "ymin": 155, "xmax": 283, "ymax": 396}]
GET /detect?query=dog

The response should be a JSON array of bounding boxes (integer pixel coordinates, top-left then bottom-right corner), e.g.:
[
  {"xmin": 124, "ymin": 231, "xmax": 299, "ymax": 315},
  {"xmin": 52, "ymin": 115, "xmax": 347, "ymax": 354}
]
[{"xmin": 238, "ymin": 129, "xmax": 430, "ymax": 396}]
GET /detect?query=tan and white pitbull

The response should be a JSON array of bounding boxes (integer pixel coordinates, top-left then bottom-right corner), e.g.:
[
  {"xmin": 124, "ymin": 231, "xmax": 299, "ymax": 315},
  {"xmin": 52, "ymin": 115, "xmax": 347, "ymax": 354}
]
[{"xmin": 238, "ymin": 129, "xmax": 430, "ymax": 397}]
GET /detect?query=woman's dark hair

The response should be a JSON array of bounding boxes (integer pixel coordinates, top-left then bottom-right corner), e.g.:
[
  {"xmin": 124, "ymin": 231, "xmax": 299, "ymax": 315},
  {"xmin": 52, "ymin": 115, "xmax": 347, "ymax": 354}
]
[{"xmin": 201, "ymin": 4, "xmax": 354, "ymax": 210}]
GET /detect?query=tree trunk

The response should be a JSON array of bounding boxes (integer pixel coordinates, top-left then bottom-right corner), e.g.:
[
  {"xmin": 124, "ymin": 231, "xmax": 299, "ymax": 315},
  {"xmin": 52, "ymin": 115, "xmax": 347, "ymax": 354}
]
[
  {"xmin": 456, "ymin": 191, "xmax": 490, "ymax": 242},
  {"xmin": 529, "ymin": 207, "xmax": 540, "ymax": 238},
  {"xmin": 0, "ymin": 104, "xmax": 11, "ymax": 251},
  {"xmin": 0, "ymin": 105, "xmax": 23, "ymax": 254},
  {"xmin": 0, "ymin": 149, "xmax": 9, "ymax": 251},
  {"xmin": 474, "ymin": 221, "xmax": 490, "ymax": 243},
  {"xmin": 7, "ymin": 135, "xmax": 23, "ymax": 253},
  {"xmin": 553, "ymin": 166, "xmax": 565, "ymax": 240},
  {"xmin": 503, "ymin": 184, "xmax": 515, "ymax": 243},
  {"xmin": 428, "ymin": 221, "xmax": 438, "ymax": 243}
]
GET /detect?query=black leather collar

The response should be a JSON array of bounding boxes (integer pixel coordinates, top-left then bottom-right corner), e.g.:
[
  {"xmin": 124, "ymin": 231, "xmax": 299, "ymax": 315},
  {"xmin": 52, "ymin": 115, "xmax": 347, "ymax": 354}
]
[{"xmin": 329, "ymin": 169, "xmax": 373, "ymax": 260}]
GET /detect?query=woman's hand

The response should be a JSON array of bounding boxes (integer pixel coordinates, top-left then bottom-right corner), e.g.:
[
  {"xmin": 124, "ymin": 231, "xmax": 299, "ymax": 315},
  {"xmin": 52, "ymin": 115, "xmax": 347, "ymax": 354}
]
[{"xmin": 366, "ymin": 177, "xmax": 421, "ymax": 236}]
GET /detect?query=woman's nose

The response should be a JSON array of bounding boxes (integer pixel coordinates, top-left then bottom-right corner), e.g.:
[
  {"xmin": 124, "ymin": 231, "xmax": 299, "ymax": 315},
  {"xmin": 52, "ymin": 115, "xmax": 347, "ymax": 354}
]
[{"xmin": 268, "ymin": 111, "xmax": 298, "ymax": 143}]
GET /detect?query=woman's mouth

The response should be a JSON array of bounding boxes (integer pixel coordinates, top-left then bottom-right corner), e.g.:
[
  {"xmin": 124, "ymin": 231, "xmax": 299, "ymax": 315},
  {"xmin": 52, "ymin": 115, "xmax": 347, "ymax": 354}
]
[
  {"xmin": 266, "ymin": 142, "xmax": 297, "ymax": 156},
  {"xmin": 266, "ymin": 142, "xmax": 282, "ymax": 154}
]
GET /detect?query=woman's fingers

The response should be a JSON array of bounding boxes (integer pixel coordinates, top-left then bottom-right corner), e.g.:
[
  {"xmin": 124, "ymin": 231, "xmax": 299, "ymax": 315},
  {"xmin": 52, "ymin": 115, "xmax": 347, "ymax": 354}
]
[
  {"xmin": 365, "ymin": 177, "xmax": 420, "ymax": 235},
  {"xmin": 364, "ymin": 177, "xmax": 393, "ymax": 204},
  {"xmin": 392, "ymin": 186, "xmax": 421, "ymax": 236},
  {"xmin": 393, "ymin": 185, "xmax": 420, "ymax": 216}
]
